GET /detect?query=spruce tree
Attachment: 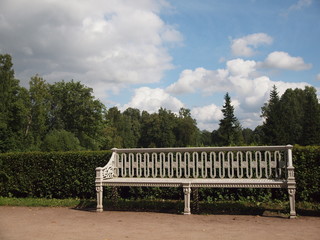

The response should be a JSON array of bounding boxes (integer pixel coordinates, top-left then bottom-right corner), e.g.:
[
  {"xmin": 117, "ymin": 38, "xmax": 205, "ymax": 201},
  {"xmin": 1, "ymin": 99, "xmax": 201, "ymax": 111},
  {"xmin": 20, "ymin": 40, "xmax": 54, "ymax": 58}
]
[
  {"xmin": 261, "ymin": 85, "xmax": 284, "ymax": 144},
  {"xmin": 216, "ymin": 93, "xmax": 242, "ymax": 146}
]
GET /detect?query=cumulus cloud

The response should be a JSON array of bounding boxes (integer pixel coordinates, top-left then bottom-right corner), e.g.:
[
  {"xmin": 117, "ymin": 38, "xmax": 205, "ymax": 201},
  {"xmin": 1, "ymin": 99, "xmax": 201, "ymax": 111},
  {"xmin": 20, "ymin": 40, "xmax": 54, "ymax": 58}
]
[
  {"xmin": 166, "ymin": 68, "xmax": 229, "ymax": 95},
  {"xmin": 231, "ymin": 33, "xmax": 273, "ymax": 57},
  {"xmin": 191, "ymin": 104, "xmax": 222, "ymax": 122},
  {"xmin": 167, "ymin": 56, "xmax": 311, "ymax": 130},
  {"xmin": 0, "ymin": 0, "xmax": 182, "ymax": 98},
  {"xmin": 262, "ymin": 51, "xmax": 312, "ymax": 70},
  {"xmin": 122, "ymin": 87, "xmax": 184, "ymax": 113}
]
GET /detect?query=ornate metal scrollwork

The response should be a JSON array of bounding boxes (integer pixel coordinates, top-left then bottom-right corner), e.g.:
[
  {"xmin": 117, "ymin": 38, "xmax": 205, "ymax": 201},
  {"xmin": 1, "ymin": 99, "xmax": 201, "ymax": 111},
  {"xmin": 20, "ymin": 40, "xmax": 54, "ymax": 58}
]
[{"xmin": 103, "ymin": 165, "xmax": 114, "ymax": 179}]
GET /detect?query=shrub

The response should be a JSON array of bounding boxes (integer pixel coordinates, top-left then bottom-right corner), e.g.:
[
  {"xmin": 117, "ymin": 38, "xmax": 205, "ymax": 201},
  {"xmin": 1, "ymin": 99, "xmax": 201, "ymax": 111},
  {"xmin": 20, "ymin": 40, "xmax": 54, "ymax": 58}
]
[
  {"xmin": 293, "ymin": 145, "xmax": 320, "ymax": 202},
  {"xmin": 0, "ymin": 151, "xmax": 110, "ymax": 198}
]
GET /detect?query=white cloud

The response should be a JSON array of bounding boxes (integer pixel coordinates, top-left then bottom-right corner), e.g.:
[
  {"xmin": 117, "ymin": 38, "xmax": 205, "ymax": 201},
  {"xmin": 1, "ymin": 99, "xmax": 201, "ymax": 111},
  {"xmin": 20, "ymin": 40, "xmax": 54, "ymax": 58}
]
[
  {"xmin": 191, "ymin": 104, "xmax": 222, "ymax": 122},
  {"xmin": 263, "ymin": 51, "xmax": 312, "ymax": 71},
  {"xmin": 289, "ymin": 0, "xmax": 312, "ymax": 10},
  {"xmin": 316, "ymin": 73, "xmax": 320, "ymax": 81},
  {"xmin": 191, "ymin": 104, "xmax": 222, "ymax": 131},
  {"xmin": 167, "ymin": 56, "xmax": 312, "ymax": 130},
  {"xmin": 227, "ymin": 58, "xmax": 256, "ymax": 77},
  {"xmin": 166, "ymin": 67, "xmax": 229, "ymax": 95},
  {"xmin": 231, "ymin": 33, "xmax": 273, "ymax": 57},
  {"xmin": 0, "ymin": 0, "xmax": 182, "ymax": 98},
  {"xmin": 122, "ymin": 87, "xmax": 184, "ymax": 113}
]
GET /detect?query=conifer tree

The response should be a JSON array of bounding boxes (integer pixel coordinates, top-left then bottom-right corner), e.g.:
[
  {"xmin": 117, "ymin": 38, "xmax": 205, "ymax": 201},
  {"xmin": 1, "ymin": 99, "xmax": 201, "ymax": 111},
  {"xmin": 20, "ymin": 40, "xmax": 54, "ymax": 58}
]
[
  {"xmin": 261, "ymin": 85, "xmax": 284, "ymax": 144},
  {"xmin": 216, "ymin": 93, "xmax": 242, "ymax": 146}
]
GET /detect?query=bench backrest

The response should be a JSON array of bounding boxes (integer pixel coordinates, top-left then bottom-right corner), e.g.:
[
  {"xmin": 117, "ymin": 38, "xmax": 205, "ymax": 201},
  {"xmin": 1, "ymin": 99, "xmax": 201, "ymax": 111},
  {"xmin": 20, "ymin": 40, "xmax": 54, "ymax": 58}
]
[{"xmin": 99, "ymin": 145, "xmax": 293, "ymax": 180}]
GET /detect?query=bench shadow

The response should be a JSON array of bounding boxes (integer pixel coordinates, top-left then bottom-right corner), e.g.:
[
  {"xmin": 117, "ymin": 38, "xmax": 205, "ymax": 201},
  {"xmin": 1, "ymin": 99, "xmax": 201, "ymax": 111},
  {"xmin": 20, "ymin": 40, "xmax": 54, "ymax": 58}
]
[{"xmin": 71, "ymin": 199, "xmax": 320, "ymax": 218}]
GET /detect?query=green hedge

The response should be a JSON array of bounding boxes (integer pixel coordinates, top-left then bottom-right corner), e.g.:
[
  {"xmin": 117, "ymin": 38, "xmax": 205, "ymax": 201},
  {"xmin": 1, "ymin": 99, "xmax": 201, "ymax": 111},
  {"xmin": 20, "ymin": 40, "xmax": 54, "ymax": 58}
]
[
  {"xmin": 293, "ymin": 145, "xmax": 320, "ymax": 202},
  {"xmin": 0, "ymin": 151, "xmax": 110, "ymax": 198},
  {"xmin": 0, "ymin": 146, "xmax": 319, "ymax": 202}
]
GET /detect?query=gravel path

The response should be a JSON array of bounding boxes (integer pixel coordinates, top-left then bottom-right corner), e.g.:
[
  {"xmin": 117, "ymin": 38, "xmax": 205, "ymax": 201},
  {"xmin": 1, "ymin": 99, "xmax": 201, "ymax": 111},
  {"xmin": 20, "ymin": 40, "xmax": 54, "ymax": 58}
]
[{"xmin": 1, "ymin": 206, "xmax": 319, "ymax": 240}]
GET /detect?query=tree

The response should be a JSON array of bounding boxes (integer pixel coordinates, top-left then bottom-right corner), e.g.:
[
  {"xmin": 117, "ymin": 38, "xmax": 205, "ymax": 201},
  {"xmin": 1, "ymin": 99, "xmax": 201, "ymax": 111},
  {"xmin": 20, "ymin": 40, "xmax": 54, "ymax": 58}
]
[
  {"xmin": 175, "ymin": 108, "xmax": 199, "ymax": 147},
  {"xmin": 41, "ymin": 129, "xmax": 82, "ymax": 151},
  {"xmin": 215, "ymin": 93, "xmax": 242, "ymax": 146},
  {"xmin": 300, "ymin": 86, "xmax": 320, "ymax": 145},
  {"xmin": 0, "ymin": 54, "xmax": 30, "ymax": 152},
  {"xmin": 261, "ymin": 85, "xmax": 284, "ymax": 144},
  {"xmin": 200, "ymin": 130, "xmax": 212, "ymax": 146},
  {"xmin": 260, "ymin": 85, "xmax": 320, "ymax": 146},
  {"xmin": 278, "ymin": 88, "xmax": 305, "ymax": 144},
  {"xmin": 104, "ymin": 107, "xmax": 141, "ymax": 149},
  {"xmin": 27, "ymin": 75, "xmax": 51, "ymax": 149},
  {"xmin": 48, "ymin": 80, "xmax": 105, "ymax": 150}
]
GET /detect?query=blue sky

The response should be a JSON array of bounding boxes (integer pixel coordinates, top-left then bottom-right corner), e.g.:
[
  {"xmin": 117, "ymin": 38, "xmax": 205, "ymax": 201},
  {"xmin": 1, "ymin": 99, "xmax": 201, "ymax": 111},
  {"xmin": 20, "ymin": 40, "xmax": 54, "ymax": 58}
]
[{"xmin": 0, "ymin": 0, "xmax": 319, "ymax": 130}]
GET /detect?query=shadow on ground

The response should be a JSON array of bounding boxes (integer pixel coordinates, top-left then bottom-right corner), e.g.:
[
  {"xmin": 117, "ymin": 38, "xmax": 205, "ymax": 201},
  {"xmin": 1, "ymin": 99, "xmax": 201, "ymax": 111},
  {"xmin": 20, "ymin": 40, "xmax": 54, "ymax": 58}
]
[{"xmin": 72, "ymin": 199, "xmax": 320, "ymax": 217}]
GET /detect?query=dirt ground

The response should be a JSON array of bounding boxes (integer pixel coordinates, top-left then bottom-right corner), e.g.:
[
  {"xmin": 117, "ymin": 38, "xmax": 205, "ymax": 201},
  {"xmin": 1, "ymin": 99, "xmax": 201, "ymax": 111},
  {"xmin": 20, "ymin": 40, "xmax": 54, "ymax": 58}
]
[{"xmin": 1, "ymin": 206, "xmax": 320, "ymax": 240}]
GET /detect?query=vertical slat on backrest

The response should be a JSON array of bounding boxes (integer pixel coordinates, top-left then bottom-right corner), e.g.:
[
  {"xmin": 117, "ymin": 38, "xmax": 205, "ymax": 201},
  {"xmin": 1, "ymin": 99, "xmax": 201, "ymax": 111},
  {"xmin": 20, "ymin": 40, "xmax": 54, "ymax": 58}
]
[
  {"xmin": 269, "ymin": 151, "xmax": 277, "ymax": 178},
  {"xmin": 151, "ymin": 153, "xmax": 157, "ymax": 178},
  {"xmin": 251, "ymin": 151, "xmax": 258, "ymax": 178},
  {"xmin": 210, "ymin": 152, "xmax": 217, "ymax": 178},
  {"xmin": 145, "ymin": 153, "xmax": 151, "ymax": 177},
  {"xmin": 213, "ymin": 152, "xmax": 221, "ymax": 178},
  {"xmin": 142, "ymin": 153, "xmax": 148, "ymax": 177},
  {"xmin": 255, "ymin": 151, "xmax": 262, "ymax": 178},
  {"xmin": 218, "ymin": 152, "xmax": 225, "ymax": 178},
  {"xmin": 192, "ymin": 152, "xmax": 198, "ymax": 178},
  {"xmin": 113, "ymin": 153, "xmax": 119, "ymax": 177},
  {"xmin": 200, "ymin": 152, "xmax": 206, "ymax": 178},
  {"xmin": 246, "ymin": 151, "xmax": 252, "ymax": 178},
  {"xmin": 275, "ymin": 151, "xmax": 282, "ymax": 178},
  {"xmin": 168, "ymin": 152, "xmax": 174, "ymax": 178},
  {"xmin": 236, "ymin": 151, "xmax": 243, "ymax": 178},
  {"xmin": 184, "ymin": 152, "xmax": 190, "ymax": 178},
  {"xmin": 159, "ymin": 152, "xmax": 165, "ymax": 178},
  {"xmin": 265, "ymin": 151, "xmax": 271, "ymax": 178},
  {"xmin": 115, "ymin": 153, "xmax": 122, "ymax": 177},
  {"xmin": 136, "ymin": 153, "xmax": 142, "ymax": 177},
  {"xmin": 129, "ymin": 153, "xmax": 134, "ymax": 177},
  {"xmin": 176, "ymin": 152, "xmax": 183, "ymax": 178},
  {"xmin": 227, "ymin": 152, "xmax": 233, "ymax": 178}
]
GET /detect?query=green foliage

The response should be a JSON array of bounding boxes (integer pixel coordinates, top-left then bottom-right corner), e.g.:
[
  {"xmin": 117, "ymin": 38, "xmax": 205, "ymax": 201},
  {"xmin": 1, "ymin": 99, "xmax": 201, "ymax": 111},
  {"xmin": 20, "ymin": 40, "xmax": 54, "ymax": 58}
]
[
  {"xmin": 213, "ymin": 93, "xmax": 243, "ymax": 146},
  {"xmin": 41, "ymin": 130, "xmax": 82, "ymax": 152},
  {"xmin": 293, "ymin": 145, "xmax": 320, "ymax": 202},
  {"xmin": 0, "ymin": 54, "xmax": 30, "ymax": 152},
  {"xmin": 261, "ymin": 86, "xmax": 320, "ymax": 145},
  {"xmin": 0, "ymin": 197, "xmax": 81, "ymax": 207},
  {"xmin": 48, "ymin": 80, "xmax": 106, "ymax": 150},
  {"xmin": 0, "ymin": 151, "xmax": 111, "ymax": 198}
]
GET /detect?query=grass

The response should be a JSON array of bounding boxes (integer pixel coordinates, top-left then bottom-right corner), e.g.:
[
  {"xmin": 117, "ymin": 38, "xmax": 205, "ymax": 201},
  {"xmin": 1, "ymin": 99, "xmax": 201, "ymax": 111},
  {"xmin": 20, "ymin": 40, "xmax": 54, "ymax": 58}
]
[
  {"xmin": 0, "ymin": 197, "xmax": 319, "ymax": 217},
  {"xmin": 0, "ymin": 197, "xmax": 82, "ymax": 207}
]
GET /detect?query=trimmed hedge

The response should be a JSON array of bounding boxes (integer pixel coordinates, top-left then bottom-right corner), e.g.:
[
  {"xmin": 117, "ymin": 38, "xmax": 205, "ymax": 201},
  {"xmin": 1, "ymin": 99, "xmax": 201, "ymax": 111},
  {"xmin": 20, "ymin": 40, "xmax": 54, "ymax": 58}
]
[
  {"xmin": 0, "ymin": 151, "xmax": 111, "ymax": 198},
  {"xmin": 0, "ymin": 146, "xmax": 319, "ymax": 202},
  {"xmin": 293, "ymin": 145, "xmax": 320, "ymax": 202}
]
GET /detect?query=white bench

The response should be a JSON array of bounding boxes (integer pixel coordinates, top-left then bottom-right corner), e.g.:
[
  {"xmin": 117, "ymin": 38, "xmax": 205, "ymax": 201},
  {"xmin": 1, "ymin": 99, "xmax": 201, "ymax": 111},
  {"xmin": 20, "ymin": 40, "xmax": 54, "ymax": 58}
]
[{"xmin": 95, "ymin": 145, "xmax": 296, "ymax": 218}]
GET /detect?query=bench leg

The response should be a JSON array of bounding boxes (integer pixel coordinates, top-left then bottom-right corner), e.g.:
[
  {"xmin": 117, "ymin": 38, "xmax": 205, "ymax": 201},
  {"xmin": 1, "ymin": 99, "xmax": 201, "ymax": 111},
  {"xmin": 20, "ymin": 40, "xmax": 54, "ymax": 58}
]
[
  {"xmin": 288, "ymin": 188, "xmax": 296, "ymax": 219},
  {"xmin": 96, "ymin": 185, "xmax": 103, "ymax": 212},
  {"xmin": 183, "ymin": 185, "xmax": 191, "ymax": 215}
]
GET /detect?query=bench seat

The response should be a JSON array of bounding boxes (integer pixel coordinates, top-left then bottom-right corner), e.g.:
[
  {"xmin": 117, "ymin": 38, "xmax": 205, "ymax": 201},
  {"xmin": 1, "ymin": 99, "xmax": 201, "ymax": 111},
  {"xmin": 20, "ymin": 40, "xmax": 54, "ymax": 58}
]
[{"xmin": 101, "ymin": 178, "xmax": 287, "ymax": 188}]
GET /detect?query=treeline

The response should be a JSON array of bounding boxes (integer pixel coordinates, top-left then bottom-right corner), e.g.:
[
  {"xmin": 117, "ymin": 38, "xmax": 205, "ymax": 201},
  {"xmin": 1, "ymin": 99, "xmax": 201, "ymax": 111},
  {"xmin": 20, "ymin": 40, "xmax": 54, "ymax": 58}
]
[{"xmin": 1, "ymin": 54, "xmax": 320, "ymax": 152}]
